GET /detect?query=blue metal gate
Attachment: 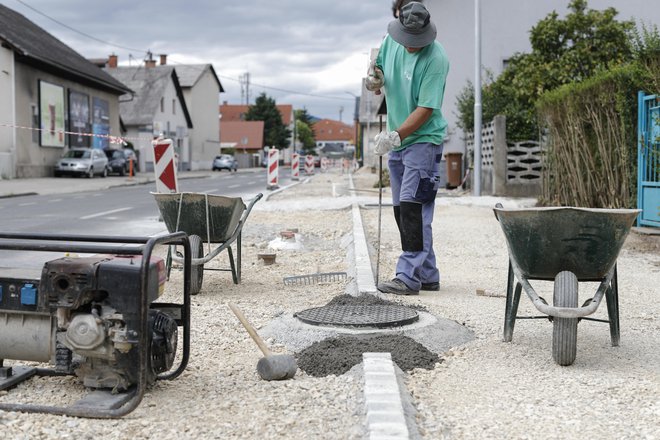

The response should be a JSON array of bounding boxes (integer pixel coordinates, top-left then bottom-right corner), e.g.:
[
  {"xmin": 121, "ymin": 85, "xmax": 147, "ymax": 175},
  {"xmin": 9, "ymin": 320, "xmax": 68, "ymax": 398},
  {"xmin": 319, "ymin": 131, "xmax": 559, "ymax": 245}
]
[{"xmin": 637, "ymin": 91, "xmax": 660, "ymax": 227}]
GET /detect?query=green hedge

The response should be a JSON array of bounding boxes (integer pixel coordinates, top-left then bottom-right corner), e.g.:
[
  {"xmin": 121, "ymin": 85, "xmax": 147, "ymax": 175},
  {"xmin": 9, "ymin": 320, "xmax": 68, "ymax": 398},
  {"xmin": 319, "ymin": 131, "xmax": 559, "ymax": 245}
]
[{"xmin": 537, "ymin": 62, "xmax": 656, "ymax": 208}]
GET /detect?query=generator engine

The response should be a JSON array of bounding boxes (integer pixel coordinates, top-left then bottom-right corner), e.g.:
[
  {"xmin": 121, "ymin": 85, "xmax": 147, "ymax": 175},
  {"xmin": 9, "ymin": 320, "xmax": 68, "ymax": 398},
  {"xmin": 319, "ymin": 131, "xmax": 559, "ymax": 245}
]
[{"xmin": 0, "ymin": 255, "xmax": 177, "ymax": 391}]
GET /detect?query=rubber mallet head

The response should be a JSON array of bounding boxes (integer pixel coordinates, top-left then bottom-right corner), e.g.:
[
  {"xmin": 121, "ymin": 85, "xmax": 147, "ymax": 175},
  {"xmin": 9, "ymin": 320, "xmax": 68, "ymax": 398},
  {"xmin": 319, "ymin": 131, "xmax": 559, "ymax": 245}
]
[{"xmin": 256, "ymin": 354, "xmax": 298, "ymax": 381}]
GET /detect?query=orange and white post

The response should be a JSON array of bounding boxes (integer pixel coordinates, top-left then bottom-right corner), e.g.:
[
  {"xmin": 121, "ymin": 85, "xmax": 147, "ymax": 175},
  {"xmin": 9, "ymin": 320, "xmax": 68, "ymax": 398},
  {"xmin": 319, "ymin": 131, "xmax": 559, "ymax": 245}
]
[
  {"xmin": 267, "ymin": 148, "xmax": 279, "ymax": 190},
  {"xmin": 153, "ymin": 137, "xmax": 178, "ymax": 193},
  {"xmin": 304, "ymin": 155, "xmax": 315, "ymax": 175},
  {"xmin": 291, "ymin": 153, "xmax": 300, "ymax": 181}
]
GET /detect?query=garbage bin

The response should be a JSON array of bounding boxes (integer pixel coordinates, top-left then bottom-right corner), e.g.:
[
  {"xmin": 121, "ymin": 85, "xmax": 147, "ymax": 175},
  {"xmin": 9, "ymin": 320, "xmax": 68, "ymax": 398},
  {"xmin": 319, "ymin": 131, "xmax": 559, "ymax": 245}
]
[{"xmin": 445, "ymin": 152, "xmax": 463, "ymax": 188}]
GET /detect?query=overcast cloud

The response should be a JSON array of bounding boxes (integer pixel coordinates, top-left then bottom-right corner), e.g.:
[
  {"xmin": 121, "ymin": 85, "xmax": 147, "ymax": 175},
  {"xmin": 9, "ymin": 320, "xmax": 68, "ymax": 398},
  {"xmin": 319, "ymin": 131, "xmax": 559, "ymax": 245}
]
[{"xmin": 6, "ymin": 0, "xmax": 394, "ymax": 121}]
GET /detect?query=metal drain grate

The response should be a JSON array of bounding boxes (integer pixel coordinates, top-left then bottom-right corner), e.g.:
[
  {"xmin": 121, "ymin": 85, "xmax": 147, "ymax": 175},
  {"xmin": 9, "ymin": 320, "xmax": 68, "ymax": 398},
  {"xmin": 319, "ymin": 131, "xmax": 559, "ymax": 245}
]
[
  {"xmin": 283, "ymin": 272, "xmax": 347, "ymax": 286},
  {"xmin": 294, "ymin": 305, "xmax": 419, "ymax": 328}
]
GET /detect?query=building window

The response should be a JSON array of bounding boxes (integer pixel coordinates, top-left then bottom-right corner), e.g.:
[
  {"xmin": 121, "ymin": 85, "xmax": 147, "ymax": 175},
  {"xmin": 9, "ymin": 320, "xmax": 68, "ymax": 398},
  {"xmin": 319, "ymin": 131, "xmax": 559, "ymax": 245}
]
[
  {"xmin": 172, "ymin": 99, "xmax": 176, "ymax": 115},
  {"xmin": 160, "ymin": 97, "xmax": 164, "ymax": 113}
]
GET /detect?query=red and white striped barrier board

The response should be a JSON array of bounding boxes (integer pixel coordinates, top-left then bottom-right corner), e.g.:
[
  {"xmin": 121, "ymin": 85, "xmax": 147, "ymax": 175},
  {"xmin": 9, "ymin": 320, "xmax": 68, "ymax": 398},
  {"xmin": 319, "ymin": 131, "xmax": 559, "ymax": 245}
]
[
  {"xmin": 153, "ymin": 138, "xmax": 178, "ymax": 193},
  {"xmin": 291, "ymin": 153, "xmax": 300, "ymax": 181},
  {"xmin": 304, "ymin": 155, "xmax": 315, "ymax": 175},
  {"xmin": 267, "ymin": 148, "xmax": 279, "ymax": 189},
  {"xmin": 320, "ymin": 157, "xmax": 329, "ymax": 172}
]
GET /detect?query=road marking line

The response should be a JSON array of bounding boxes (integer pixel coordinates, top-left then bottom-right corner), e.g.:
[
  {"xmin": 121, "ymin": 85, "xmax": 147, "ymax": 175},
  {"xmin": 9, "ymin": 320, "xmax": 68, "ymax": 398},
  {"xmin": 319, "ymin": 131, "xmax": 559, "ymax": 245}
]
[
  {"xmin": 48, "ymin": 199, "xmax": 63, "ymax": 203},
  {"xmin": 80, "ymin": 207, "xmax": 132, "ymax": 220},
  {"xmin": 228, "ymin": 184, "xmax": 240, "ymax": 189},
  {"xmin": 19, "ymin": 202, "xmax": 36, "ymax": 206}
]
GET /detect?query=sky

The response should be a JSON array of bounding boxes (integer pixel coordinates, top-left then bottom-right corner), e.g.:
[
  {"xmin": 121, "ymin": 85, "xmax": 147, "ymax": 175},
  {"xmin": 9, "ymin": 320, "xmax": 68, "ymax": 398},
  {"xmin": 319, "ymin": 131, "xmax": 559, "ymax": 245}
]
[{"xmin": 4, "ymin": 0, "xmax": 395, "ymax": 123}]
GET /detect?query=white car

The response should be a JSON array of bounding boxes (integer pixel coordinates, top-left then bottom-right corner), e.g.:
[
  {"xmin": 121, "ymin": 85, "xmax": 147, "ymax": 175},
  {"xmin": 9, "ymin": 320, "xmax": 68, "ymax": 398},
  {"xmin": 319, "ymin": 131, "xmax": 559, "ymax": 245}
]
[{"xmin": 54, "ymin": 148, "xmax": 108, "ymax": 178}]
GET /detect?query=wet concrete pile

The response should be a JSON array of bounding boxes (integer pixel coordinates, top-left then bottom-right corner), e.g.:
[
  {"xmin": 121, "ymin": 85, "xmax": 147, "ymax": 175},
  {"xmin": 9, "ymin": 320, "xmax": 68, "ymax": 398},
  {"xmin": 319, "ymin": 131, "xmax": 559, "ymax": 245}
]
[
  {"xmin": 295, "ymin": 294, "xmax": 441, "ymax": 377},
  {"xmin": 296, "ymin": 333, "xmax": 440, "ymax": 377}
]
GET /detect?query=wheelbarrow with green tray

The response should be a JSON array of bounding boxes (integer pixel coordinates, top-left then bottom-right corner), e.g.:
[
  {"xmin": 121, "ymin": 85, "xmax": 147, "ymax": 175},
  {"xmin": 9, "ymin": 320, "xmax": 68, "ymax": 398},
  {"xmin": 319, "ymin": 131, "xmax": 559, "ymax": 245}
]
[
  {"xmin": 493, "ymin": 205, "xmax": 640, "ymax": 366},
  {"xmin": 153, "ymin": 192, "xmax": 263, "ymax": 294}
]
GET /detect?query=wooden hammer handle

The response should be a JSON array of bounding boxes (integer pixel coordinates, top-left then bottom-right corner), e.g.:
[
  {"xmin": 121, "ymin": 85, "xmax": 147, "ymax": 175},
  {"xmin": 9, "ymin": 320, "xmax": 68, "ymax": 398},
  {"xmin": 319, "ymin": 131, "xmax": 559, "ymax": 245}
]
[{"xmin": 228, "ymin": 303, "xmax": 272, "ymax": 357}]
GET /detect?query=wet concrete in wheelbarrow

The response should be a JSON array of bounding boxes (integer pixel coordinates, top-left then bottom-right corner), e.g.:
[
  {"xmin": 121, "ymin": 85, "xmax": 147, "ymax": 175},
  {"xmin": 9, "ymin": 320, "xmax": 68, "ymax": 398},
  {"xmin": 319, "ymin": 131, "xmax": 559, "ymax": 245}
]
[{"xmin": 261, "ymin": 294, "xmax": 475, "ymax": 378}]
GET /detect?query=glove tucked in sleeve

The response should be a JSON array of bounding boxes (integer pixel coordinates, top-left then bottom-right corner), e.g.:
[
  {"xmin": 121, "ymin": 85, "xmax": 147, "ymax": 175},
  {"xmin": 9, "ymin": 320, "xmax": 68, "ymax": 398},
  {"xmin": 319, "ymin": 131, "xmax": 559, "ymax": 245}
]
[{"xmin": 373, "ymin": 130, "xmax": 401, "ymax": 156}]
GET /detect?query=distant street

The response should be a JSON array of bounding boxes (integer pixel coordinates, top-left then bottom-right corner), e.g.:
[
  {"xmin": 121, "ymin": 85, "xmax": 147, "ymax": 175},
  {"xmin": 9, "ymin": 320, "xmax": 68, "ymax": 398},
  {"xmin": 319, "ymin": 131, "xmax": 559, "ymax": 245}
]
[{"xmin": 0, "ymin": 168, "xmax": 287, "ymax": 270}]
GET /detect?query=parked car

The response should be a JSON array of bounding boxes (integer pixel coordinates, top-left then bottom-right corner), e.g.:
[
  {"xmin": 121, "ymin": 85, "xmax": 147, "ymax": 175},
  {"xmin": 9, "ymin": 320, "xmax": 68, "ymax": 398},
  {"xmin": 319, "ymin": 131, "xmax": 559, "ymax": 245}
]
[
  {"xmin": 105, "ymin": 149, "xmax": 127, "ymax": 176},
  {"xmin": 213, "ymin": 154, "xmax": 238, "ymax": 172},
  {"xmin": 54, "ymin": 148, "xmax": 108, "ymax": 178},
  {"xmin": 104, "ymin": 148, "xmax": 138, "ymax": 176}
]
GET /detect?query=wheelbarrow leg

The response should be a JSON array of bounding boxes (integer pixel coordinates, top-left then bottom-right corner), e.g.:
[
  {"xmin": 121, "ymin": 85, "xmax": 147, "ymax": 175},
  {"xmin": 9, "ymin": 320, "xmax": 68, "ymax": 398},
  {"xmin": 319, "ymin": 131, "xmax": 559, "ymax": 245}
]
[
  {"xmin": 165, "ymin": 245, "xmax": 173, "ymax": 281},
  {"xmin": 236, "ymin": 232, "xmax": 242, "ymax": 283},
  {"xmin": 605, "ymin": 265, "xmax": 620, "ymax": 347},
  {"xmin": 503, "ymin": 262, "xmax": 522, "ymax": 342},
  {"xmin": 227, "ymin": 246, "xmax": 238, "ymax": 284}
]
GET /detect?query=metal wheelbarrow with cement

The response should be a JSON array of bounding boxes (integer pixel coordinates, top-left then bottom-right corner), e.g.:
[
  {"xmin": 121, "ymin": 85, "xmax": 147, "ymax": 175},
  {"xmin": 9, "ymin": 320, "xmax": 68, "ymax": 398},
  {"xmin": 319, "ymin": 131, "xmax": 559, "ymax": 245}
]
[
  {"xmin": 493, "ymin": 206, "xmax": 639, "ymax": 366},
  {"xmin": 153, "ymin": 192, "xmax": 263, "ymax": 294}
]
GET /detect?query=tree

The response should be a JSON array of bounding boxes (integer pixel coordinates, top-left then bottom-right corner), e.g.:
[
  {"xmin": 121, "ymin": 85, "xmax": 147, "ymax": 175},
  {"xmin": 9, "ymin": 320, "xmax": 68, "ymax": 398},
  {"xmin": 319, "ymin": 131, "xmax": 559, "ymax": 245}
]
[
  {"xmin": 456, "ymin": 0, "xmax": 635, "ymax": 141},
  {"xmin": 294, "ymin": 109, "xmax": 316, "ymax": 153},
  {"xmin": 295, "ymin": 120, "xmax": 316, "ymax": 152},
  {"xmin": 245, "ymin": 93, "xmax": 291, "ymax": 149}
]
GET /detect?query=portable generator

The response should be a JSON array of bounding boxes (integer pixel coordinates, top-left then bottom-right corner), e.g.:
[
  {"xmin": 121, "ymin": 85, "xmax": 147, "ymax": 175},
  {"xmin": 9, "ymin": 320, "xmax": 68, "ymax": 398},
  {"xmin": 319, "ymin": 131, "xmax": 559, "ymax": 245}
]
[{"xmin": 0, "ymin": 232, "xmax": 191, "ymax": 418}]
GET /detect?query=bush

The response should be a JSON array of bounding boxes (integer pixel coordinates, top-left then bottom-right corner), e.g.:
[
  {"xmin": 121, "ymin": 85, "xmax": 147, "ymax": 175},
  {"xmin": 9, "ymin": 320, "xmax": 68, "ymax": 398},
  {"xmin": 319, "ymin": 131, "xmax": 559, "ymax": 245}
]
[{"xmin": 537, "ymin": 62, "xmax": 656, "ymax": 207}]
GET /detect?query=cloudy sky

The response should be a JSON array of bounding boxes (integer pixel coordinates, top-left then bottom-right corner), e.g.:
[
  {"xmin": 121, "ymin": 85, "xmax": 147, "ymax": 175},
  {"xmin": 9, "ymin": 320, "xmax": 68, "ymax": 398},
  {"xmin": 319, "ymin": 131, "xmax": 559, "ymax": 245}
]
[{"xmin": 5, "ymin": 0, "xmax": 394, "ymax": 122}]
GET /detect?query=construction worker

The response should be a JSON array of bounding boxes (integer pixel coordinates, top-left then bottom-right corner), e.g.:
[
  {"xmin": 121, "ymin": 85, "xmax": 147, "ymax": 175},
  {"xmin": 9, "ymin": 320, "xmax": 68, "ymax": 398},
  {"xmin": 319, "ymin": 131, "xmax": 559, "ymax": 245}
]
[{"xmin": 366, "ymin": 2, "xmax": 449, "ymax": 295}]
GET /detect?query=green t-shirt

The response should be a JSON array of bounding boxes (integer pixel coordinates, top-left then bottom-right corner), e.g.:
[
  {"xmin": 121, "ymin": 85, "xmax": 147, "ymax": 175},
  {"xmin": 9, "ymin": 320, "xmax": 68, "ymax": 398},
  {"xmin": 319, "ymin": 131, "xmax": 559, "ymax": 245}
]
[{"xmin": 375, "ymin": 35, "xmax": 449, "ymax": 150}]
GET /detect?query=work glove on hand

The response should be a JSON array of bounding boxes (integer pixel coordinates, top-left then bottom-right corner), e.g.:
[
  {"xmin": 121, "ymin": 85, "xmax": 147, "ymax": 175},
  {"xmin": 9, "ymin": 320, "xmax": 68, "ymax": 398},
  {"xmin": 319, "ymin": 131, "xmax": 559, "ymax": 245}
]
[
  {"xmin": 374, "ymin": 130, "xmax": 401, "ymax": 156},
  {"xmin": 365, "ymin": 67, "xmax": 384, "ymax": 92}
]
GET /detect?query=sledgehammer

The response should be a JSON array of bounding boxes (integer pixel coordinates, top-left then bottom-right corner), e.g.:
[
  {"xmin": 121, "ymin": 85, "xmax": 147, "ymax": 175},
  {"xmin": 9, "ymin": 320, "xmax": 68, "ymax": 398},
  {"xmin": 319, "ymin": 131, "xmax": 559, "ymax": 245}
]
[{"xmin": 228, "ymin": 303, "xmax": 297, "ymax": 381}]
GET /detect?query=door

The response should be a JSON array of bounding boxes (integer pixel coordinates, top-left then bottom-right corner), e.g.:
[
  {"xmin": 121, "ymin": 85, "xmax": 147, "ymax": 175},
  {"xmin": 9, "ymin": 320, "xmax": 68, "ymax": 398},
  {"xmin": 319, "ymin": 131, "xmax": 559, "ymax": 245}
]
[{"xmin": 637, "ymin": 91, "xmax": 660, "ymax": 227}]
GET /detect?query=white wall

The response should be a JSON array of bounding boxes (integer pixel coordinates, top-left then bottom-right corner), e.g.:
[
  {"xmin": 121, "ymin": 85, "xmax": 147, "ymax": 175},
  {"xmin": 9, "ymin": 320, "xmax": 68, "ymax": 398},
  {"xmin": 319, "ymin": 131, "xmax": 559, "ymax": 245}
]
[
  {"xmin": 183, "ymin": 67, "xmax": 220, "ymax": 170},
  {"xmin": 0, "ymin": 46, "xmax": 15, "ymax": 178},
  {"xmin": 152, "ymin": 79, "xmax": 190, "ymax": 170},
  {"xmin": 426, "ymin": 0, "xmax": 660, "ymax": 154}
]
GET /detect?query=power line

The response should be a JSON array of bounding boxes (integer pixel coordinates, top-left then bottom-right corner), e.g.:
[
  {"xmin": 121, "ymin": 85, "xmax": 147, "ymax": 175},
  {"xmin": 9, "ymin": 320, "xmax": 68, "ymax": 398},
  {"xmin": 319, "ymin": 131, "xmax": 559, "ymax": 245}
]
[
  {"xmin": 214, "ymin": 73, "xmax": 353, "ymax": 101},
  {"xmin": 13, "ymin": 0, "xmax": 148, "ymax": 53},
  {"xmin": 13, "ymin": 0, "xmax": 355, "ymax": 103},
  {"xmin": 165, "ymin": 60, "xmax": 354, "ymax": 102}
]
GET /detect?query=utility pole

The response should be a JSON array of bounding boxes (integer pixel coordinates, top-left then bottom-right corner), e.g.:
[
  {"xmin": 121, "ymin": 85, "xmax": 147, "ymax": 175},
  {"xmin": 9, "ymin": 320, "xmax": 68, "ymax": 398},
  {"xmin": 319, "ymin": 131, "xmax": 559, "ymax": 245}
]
[
  {"xmin": 245, "ymin": 72, "xmax": 250, "ymax": 105},
  {"xmin": 474, "ymin": 0, "xmax": 482, "ymax": 196},
  {"xmin": 240, "ymin": 73, "xmax": 251, "ymax": 105},
  {"xmin": 339, "ymin": 106, "xmax": 344, "ymax": 122}
]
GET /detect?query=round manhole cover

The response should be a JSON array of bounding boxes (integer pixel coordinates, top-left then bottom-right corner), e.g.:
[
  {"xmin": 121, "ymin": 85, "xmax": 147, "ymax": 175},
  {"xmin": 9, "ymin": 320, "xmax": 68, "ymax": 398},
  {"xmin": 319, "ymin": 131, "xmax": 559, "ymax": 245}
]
[{"xmin": 294, "ymin": 305, "xmax": 419, "ymax": 328}]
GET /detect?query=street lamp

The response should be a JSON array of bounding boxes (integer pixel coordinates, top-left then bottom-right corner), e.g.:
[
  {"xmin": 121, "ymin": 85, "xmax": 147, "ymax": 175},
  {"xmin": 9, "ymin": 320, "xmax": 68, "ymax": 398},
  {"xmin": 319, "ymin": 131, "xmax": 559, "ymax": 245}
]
[{"xmin": 474, "ymin": 0, "xmax": 482, "ymax": 196}]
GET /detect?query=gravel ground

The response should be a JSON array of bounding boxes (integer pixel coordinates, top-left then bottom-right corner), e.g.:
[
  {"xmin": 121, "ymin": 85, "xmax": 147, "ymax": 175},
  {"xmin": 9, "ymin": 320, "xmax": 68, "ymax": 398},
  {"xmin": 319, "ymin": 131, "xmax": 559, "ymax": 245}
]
[
  {"xmin": 1, "ymin": 165, "xmax": 659, "ymax": 439},
  {"xmin": 360, "ymin": 173, "xmax": 660, "ymax": 440}
]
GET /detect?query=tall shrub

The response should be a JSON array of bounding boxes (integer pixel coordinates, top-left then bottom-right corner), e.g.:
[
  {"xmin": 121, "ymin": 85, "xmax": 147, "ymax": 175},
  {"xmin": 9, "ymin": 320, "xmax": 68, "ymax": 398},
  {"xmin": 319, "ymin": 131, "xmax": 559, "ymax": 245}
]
[{"xmin": 537, "ymin": 64, "xmax": 654, "ymax": 208}]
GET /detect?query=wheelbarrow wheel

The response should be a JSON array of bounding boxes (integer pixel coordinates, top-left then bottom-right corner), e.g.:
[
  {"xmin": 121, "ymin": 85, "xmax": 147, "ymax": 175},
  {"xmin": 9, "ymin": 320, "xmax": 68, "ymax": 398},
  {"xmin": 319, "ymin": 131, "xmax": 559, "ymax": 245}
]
[
  {"xmin": 552, "ymin": 271, "xmax": 579, "ymax": 366},
  {"xmin": 189, "ymin": 235, "xmax": 204, "ymax": 295}
]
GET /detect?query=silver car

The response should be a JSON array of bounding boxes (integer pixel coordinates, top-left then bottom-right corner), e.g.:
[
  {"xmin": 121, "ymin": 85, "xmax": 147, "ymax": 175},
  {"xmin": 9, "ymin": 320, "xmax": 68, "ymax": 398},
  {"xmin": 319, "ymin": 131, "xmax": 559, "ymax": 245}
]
[
  {"xmin": 54, "ymin": 148, "xmax": 108, "ymax": 178},
  {"xmin": 212, "ymin": 154, "xmax": 238, "ymax": 172}
]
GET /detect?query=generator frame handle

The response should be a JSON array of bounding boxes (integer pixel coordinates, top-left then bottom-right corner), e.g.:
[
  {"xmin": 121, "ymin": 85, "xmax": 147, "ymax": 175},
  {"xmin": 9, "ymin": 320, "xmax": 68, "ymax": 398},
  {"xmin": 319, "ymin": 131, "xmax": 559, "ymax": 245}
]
[{"xmin": 0, "ymin": 231, "xmax": 191, "ymax": 419}]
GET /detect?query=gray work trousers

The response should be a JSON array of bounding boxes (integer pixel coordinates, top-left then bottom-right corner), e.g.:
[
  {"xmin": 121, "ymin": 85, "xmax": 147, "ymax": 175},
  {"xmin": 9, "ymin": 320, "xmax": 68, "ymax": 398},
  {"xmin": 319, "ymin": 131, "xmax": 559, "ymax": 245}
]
[{"xmin": 388, "ymin": 142, "xmax": 443, "ymax": 290}]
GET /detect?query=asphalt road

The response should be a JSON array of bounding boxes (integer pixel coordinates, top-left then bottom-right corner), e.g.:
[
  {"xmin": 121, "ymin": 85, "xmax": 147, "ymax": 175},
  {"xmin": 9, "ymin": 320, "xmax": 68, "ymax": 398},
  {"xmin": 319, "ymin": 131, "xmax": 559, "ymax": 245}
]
[{"xmin": 0, "ymin": 168, "xmax": 282, "ymax": 271}]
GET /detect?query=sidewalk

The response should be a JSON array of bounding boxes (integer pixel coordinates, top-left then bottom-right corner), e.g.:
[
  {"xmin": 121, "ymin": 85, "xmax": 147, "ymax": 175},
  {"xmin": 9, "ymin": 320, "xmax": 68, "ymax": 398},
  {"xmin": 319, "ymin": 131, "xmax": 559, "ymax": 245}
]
[{"xmin": 0, "ymin": 171, "xmax": 214, "ymax": 198}]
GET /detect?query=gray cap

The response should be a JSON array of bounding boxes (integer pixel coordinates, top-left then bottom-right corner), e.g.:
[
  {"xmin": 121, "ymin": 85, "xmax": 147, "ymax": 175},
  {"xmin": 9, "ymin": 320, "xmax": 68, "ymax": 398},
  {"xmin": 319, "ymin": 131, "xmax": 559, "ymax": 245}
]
[{"xmin": 387, "ymin": 2, "xmax": 437, "ymax": 48}]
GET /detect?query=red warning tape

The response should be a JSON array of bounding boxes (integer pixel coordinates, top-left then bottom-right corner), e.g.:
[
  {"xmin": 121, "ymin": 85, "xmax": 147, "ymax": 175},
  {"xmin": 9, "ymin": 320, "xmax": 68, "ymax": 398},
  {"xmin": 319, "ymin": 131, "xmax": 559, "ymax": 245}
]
[{"xmin": 0, "ymin": 122, "xmax": 154, "ymax": 145}]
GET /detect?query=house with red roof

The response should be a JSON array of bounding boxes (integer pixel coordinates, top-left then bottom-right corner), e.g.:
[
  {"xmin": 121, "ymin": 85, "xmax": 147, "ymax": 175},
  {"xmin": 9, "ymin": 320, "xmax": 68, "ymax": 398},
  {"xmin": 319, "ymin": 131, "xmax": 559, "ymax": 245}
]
[
  {"xmin": 219, "ymin": 120, "xmax": 264, "ymax": 168},
  {"xmin": 220, "ymin": 102, "xmax": 294, "ymax": 165}
]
